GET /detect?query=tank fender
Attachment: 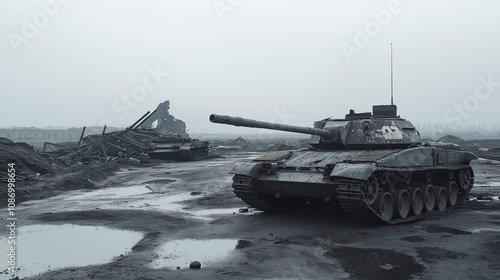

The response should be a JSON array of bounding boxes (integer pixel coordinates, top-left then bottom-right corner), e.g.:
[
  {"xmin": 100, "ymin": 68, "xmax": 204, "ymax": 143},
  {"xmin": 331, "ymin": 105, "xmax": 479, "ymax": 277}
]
[
  {"xmin": 376, "ymin": 147, "xmax": 433, "ymax": 167},
  {"xmin": 230, "ymin": 162, "xmax": 261, "ymax": 178},
  {"xmin": 464, "ymin": 151, "xmax": 478, "ymax": 162},
  {"xmin": 330, "ymin": 163, "xmax": 376, "ymax": 181}
]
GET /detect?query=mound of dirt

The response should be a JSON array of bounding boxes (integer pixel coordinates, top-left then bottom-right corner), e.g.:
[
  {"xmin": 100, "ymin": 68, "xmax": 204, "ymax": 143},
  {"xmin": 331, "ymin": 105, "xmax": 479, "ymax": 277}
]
[
  {"xmin": 438, "ymin": 135, "xmax": 465, "ymax": 144},
  {"xmin": 0, "ymin": 137, "xmax": 55, "ymax": 178}
]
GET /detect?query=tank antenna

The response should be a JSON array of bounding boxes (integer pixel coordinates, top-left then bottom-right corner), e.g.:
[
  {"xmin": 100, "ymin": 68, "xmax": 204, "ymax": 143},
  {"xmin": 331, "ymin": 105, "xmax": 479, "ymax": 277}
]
[{"xmin": 390, "ymin": 43, "xmax": 394, "ymax": 105}]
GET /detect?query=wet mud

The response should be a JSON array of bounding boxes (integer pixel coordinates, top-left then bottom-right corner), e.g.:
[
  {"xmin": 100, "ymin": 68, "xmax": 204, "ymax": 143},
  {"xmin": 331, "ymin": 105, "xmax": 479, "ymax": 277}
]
[
  {"xmin": 2, "ymin": 152, "xmax": 500, "ymax": 279},
  {"xmin": 325, "ymin": 246, "xmax": 425, "ymax": 280}
]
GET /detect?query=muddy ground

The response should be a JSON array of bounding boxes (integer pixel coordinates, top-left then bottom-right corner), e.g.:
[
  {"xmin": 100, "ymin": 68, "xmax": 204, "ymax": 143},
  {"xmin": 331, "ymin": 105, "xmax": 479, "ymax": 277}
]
[{"xmin": 1, "ymin": 151, "xmax": 500, "ymax": 280}]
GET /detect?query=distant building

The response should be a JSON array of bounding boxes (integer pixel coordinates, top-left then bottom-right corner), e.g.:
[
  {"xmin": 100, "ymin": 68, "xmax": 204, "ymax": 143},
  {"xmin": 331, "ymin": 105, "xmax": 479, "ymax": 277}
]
[{"xmin": 0, "ymin": 127, "xmax": 120, "ymax": 142}]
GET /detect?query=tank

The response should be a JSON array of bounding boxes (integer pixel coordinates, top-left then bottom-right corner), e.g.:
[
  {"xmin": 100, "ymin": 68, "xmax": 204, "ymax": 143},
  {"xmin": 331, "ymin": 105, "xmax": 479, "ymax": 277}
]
[
  {"xmin": 147, "ymin": 133, "xmax": 209, "ymax": 161},
  {"xmin": 209, "ymin": 104, "xmax": 477, "ymax": 224}
]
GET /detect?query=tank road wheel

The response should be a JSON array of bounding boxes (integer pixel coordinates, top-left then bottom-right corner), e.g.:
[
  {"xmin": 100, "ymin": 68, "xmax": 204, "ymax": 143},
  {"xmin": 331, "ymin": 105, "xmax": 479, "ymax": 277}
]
[
  {"xmin": 379, "ymin": 172, "xmax": 389, "ymax": 185},
  {"xmin": 435, "ymin": 187, "xmax": 448, "ymax": 211},
  {"xmin": 363, "ymin": 175, "xmax": 379, "ymax": 205},
  {"xmin": 447, "ymin": 171, "xmax": 454, "ymax": 180},
  {"xmin": 403, "ymin": 173, "xmax": 412, "ymax": 184},
  {"xmin": 409, "ymin": 187, "xmax": 424, "ymax": 215},
  {"xmin": 445, "ymin": 181, "xmax": 458, "ymax": 206},
  {"xmin": 393, "ymin": 189, "xmax": 411, "ymax": 219},
  {"xmin": 424, "ymin": 171, "xmax": 432, "ymax": 182},
  {"xmin": 459, "ymin": 169, "xmax": 473, "ymax": 192},
  {"xmin": 375, "ymin": 192, "xmax": 394, "ymax": 222},
  {"xmin": 421, "ymin": 184, "xmax": 436, "ymax": 212}
]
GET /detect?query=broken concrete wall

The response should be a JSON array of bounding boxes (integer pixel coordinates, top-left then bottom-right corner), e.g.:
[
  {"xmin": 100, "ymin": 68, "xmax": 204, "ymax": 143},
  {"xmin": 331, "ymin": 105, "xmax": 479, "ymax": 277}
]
[{"xmin": 138, "ymin": 101, "xmax": 188, "ymax": 137}]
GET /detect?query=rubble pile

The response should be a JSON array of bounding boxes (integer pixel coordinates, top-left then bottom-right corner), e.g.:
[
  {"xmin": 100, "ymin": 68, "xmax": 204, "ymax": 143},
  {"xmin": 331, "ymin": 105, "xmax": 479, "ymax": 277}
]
[
  {"xmin": 41, "ymin": 100, "xmax": 195, "ymax": 165},
  {"xmin": 209, "ymin": 137, "xmax": 251, "ymax": 151},
  {"xmin": 44, "ymin": 127, "xmax": 162, "ymax": 165},
  {"xmin": 225, "ymin": 137, "xmax": 250, "ymax": 147},
  {"xmin": 264, "ymin": 140, "xmax": 298, "ymax": 151},
  {"xmin": 0, "ymin": 137, "xmax": 54, "ymax": 180}
]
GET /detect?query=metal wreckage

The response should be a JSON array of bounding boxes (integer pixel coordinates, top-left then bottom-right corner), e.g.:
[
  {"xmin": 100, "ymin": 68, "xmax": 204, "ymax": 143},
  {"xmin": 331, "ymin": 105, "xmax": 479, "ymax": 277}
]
[
  {"xmin": 210, "ymin": 104, "xmax": 477, "ymax": 224},
  {"xmin": 42, "ymin": 102, "xmax": 209, "ymax": 164}
]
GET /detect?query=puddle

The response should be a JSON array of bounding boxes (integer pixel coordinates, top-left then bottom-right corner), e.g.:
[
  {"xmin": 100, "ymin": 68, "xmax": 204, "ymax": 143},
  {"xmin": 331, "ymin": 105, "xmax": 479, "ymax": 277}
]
[
  {"xmin": 0, "ymin": 224, "xmax": 143, "ymax": 279},
  {"xmin": 471, "ymin": 227, "xmax": 500, "ymax": 233},
  {"xmin": 65, "ymin": 185, "xmax": 153, "ymax": 201},
  {"xmin": 194, "ymin": 207, "xmax": 261, "ymax": 216},
  {"xmin": 204, "ymin": 161, "xmax": 231, "ymax": 167},
  {"xmin": 469, "ymin": 195, "xmax": 500, "ymax": 201},
  {"xmin": 62, "ymin": 181, "xmax": 178, "ymax": 204},
  {"xmin": 400, "ymin": 236, "xmax": 425, "ymax": 242},
  {"xmin": 425, "ymin": 224, "xmax": 472, "ymax": 235},
  {"xmin": 324, "ymin": 246, "xmax": 424, "ymax": 280},
  {"xmin": 145, "ymin": 193, "xmax": 193, "ymax": 210},
  {"xmin": 474, "ymin": 182, "xmax": 500, "ymax": 187},
  {"xmin": 142, "ymin": 179, "xmax": 176, "ymax": 185},
  {"xmin": 150, "ymin": 239, "xmax": 238, "ymax": 270},
  {"xmin": 144, "ymin": 181, "xmax": 176, "ymax": 193},
  {"xmin": 476, "ymin": 158, "xmax": 500, "ymax": 165}
]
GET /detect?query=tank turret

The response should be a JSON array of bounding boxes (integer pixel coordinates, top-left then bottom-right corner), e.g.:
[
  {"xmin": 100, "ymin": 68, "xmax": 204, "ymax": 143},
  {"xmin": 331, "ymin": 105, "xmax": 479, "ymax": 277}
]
[{"xmin": 210, "ymin": 105, "xmax": 421, "ymax": 150}]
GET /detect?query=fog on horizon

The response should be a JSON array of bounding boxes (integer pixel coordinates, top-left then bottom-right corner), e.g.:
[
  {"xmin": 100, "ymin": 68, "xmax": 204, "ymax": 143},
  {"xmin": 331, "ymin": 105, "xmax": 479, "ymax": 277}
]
[{"xmin": 1, "ymin": 0, "xmax": 499, "ymax": 135}]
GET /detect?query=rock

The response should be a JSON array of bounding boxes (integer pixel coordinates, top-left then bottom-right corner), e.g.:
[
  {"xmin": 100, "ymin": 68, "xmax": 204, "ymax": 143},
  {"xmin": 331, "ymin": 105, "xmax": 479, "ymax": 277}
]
[
  {"xmin": 236, "ymin": 239, "xmax": 253, "ymax": 249},
  {"xmin": 129, "ymin": 157, "xmax": 140, "ymax": 164},
  {"xmin": 189, "ymin": 261, "xmax": 201, "ymax": 269},
  {"xmin": 190, "ymin": 191, "xmax": 202, "ymax": 195}
]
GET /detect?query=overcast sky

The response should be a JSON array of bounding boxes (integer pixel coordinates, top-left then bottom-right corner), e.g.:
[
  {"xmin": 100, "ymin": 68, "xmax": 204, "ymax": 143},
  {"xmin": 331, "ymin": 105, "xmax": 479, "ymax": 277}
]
[{"xmin": 1, "ymin": 0, "xmax": 499, "ymax": 134}]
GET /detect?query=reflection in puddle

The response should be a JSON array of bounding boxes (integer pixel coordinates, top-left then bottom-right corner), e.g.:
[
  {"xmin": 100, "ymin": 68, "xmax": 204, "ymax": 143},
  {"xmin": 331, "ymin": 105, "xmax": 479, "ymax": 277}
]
[
  {"xmin": 469, "ymin": 195, "xmax": 500, "ymax": 201},
  {"xmin": 150, "ymin": 239, "xmax": 238, "ymax": 270},
  {"xmin": 141, "ymin": 179, "xmax": 176, "ymax": 193},
  {"xmin": 194, "ymin": 208, "xmax": 261, "ymax": 216},
  {"xmin": 324, "ymin": 246, "xmax": 424, "ymax": 280},
  {"xmin": 0, "ymin": 224, "xmax": 142, "ymax": 279},
  {"xmin": 145, "ymin": 182, "xmax": 175, "ymax": 193}
]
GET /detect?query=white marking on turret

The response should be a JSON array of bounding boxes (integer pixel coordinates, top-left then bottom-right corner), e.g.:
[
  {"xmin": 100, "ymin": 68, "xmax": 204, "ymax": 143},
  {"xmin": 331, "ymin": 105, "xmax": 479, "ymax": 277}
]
[{"xmin": 381, "ymin": 125, "xmax": 403, "ymax": 139}]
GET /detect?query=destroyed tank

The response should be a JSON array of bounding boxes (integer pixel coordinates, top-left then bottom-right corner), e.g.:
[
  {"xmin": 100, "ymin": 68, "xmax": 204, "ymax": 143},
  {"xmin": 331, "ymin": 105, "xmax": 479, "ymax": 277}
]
[
  {"xmin": 147, "ymin": 133, "xmax": 209, "ymax": 161},
  {"xmin": 210, "ymin": 105, "xmax": 477, "ymax": 224}
]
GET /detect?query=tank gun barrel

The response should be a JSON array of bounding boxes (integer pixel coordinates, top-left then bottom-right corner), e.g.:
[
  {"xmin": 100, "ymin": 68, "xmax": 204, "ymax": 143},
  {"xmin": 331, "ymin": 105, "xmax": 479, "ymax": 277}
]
[{"xmin": 209, "ymin": 114, "xmax": 331, "ymax": 138}]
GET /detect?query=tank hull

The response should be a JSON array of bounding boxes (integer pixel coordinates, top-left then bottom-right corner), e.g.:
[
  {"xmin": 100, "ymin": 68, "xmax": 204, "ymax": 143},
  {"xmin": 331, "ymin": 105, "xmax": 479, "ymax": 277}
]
[
  {"xmin": 231, "ymin": 143, "xmax": 476, "ymax": 224},
  {"xmin": 147, "ymin": 138, "xmax": 209, "ymax": 161}
]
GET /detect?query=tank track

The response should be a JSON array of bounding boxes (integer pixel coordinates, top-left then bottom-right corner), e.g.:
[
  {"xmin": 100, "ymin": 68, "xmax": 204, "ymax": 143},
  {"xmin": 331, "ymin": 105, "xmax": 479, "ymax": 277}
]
[
  {"xmin": 337, "ymin": 166, "xmax": 474, "ymax": 224},
  {"xmin": 188, "ymin": 147, "xmax": 209, "ymax": 160},
  {"xmin": 338, "ymin": 180, "xmax": 427, "ymax": 224},
  {"xmin": 232, "ymin": 175, "xmax": 281, "ymax": 211},
  {"xmin": 233, "ymin": 165, "xmax": 474, "ymax": 224}
]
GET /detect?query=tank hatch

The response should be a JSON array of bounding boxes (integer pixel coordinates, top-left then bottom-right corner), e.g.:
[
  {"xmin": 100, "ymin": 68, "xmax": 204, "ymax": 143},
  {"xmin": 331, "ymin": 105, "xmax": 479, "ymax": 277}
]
[{"xmin": 345, "ymin": 105, "xmax": 399, "ymax": 119}]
